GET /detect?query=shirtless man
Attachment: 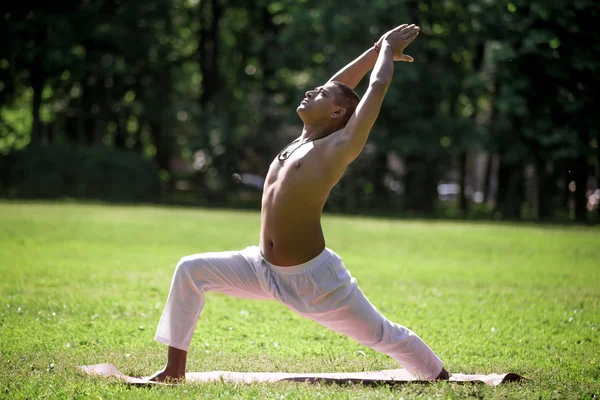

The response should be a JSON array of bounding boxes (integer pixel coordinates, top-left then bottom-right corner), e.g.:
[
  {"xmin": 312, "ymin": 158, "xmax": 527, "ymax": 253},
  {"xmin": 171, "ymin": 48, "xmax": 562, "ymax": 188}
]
[{"xmin": 150, "ymin": 23, "xmax": 449, "ymax": 382}]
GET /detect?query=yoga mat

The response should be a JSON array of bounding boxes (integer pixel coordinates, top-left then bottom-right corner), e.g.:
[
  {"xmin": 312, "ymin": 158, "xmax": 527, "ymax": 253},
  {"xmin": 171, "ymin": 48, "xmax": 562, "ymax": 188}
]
[{"xmin": 79, "ymin": 363, "xmax": 523, "ymax": 387}]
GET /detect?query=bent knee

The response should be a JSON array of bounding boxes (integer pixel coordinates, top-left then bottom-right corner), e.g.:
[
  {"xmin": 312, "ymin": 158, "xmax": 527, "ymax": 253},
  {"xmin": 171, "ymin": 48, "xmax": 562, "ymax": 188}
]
[{"xmin": 173, "ymin": 255, "xmax": 207, "ymax": 279}]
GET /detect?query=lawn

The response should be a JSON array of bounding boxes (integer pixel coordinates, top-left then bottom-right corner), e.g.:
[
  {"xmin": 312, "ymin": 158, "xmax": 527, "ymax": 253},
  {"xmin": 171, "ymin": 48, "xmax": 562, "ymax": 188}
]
[{"xmin": 0, "ymin": 202, "xmax": 598, "ymax": 399}]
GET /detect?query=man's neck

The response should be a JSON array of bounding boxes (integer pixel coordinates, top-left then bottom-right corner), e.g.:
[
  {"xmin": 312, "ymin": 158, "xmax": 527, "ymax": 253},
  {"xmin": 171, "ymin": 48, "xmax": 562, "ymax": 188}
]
[{"xmin": 301, "ymin": 123, "xmax": 341, "ymax": 141}]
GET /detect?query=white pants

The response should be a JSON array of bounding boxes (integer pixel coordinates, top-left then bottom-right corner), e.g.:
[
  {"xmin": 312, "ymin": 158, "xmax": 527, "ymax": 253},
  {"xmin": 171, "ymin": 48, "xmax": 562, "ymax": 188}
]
[{"xmin": 155, "ymin": 246, "xmax": 443, "ymax": 379}]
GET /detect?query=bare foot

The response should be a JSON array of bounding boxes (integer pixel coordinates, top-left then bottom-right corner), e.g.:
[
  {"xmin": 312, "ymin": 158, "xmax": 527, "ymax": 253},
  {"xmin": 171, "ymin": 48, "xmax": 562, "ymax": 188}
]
[
  {"xmin": 149, "ymin": 346, "xmax": 188, "ymax": 383},
  {"xmin": 148, "ymin": 368, "xmax": 185, "ymax": 383},
  {"xmin": 435, "ymin": 367, "xmax": 450, "ymax": 380}
]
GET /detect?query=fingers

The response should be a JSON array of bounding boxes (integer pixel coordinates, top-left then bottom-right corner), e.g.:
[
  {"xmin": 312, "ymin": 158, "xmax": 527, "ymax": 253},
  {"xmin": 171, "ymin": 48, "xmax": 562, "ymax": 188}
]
[
  {"xmin": 401, "ymin": 24, "xmax": 419, "ymax": 34},
  {"xmin": 405, "ymin": 30, "xmax": 419, "ymax": 43},
  {"xmin": 387, "ymin": 26, "xmax": 419, "ymax": 42},
  {"xmin": 382, "ymin": 23, "xmax": 419, "ymax": 58},
  {"xmin": 402, "ymin": 25, "xmax": 420, "ymax": 45},
  {"xmin": 392, "ymin": 24, "xmax": 408, "ymax": 32},
  {"xmin": 385, "ymin": 24, "xmax": 419, "ymax": 42}
]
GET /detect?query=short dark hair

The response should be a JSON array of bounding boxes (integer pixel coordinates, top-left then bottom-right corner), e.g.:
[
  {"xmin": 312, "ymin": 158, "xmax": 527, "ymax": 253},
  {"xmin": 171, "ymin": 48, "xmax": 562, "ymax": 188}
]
[{"xmin": 330, "ymin": 81, "xmax": 360, "ymax": 126}]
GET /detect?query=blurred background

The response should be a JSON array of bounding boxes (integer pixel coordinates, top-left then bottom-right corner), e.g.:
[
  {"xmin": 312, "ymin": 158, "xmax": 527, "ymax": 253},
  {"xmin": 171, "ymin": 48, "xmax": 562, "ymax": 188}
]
[{"xmin": 0, "ymin": 0, "xmax": 598, "ymax": 223}]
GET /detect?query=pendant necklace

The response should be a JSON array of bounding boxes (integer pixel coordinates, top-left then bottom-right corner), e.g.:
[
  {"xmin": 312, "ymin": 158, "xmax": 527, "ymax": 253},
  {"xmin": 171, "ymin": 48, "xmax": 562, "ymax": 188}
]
[{"xmin": 277, "ymin": 134, "xmax": 327, "ymax": 162}]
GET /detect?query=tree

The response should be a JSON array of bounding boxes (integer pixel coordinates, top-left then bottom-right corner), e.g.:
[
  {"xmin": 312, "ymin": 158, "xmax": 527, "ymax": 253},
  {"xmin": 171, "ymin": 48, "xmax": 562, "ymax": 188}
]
[{"xmin": 1, "ymin": 0, "xmax": 598, "ymax": 222}]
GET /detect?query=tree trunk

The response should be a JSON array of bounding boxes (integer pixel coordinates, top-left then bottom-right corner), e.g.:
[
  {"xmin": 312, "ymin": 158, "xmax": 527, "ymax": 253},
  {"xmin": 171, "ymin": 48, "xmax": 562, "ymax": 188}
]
[
  {"xmin": 403, "ymin": 155, "xmax": 438, "ymax": 213},
  {"xmin": 458, "ymin": 151, "xmax": 468, "ymax": 213},
  {"xmin": 482, "ymin": 153, "xmax": 494, "ymax": 204},
  {"xmin": 571, "ymin": 124, "xmax": 590, "ymax": 223},
  {"xmin": 496, "ymin": 160, "xmax": 522, "ymax": 219},
  {"xmin": 572, "ymin": 157, "xmax": 589, "ymax": 223},
  {"xmin": 65, "ymin": 116, "xmax": 80, "ymax": 143},
  {"xmin": 146, "ymin": 6, "xmax": 174, "ymax": 189},
  {"xmin": 150, "ymin": 121, "xmax": 169, "ymax": 174},
  {"xmin": 562, "ymin": 164, "xmax": 571, "ymax": 214},
  {"xmin": 534, "ymin": 158, "xmax": 551, "ymax": 220},
  {"xmin": 198, "ymin": 0, "xmax": 221, "ymax": 109},
  {"xmin": 253, "ymin": 3, "xmax": 278, "ymax": 177},
  {"xmin": 46, "ymin": 121, "xmax": 55, "ymax": 144},
  {"xmin": 30, "ymin": 67, "xmax": 44, "ymax": 144},
  {"xmin": 114, "ymin": 118, "xmax": 126, "ymax": 149},
  {"xmin": 83, "ymin": 118, "xmax": 96, "ymax": 145},
  {"xmin": 133, "ymin": 118, "xmax": 144, "ymax": 154},
  {"xmin": 92, "ymin": 86, "xmax": 108, "ymax": 145},
  {"xmin": 372, "ymin": 151, "xmax": 389, "ymax": 209},
  {"xmin": 81, "ymin": 84, "xmax": 97, "ymax": 145}
]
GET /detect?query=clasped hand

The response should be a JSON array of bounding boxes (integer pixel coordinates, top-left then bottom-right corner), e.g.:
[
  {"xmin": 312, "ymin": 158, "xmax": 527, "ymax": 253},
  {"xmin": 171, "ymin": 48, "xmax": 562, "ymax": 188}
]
[{"xmin": 377, "ymin": 24, "xmax": 420, "ymax": 62}]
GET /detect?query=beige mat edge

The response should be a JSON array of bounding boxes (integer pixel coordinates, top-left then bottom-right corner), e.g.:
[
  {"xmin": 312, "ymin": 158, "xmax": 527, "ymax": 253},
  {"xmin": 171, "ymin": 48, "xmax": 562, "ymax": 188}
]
[{"xmin": 79, "ymin": 363, "xmax": 524, "ymax": 387}]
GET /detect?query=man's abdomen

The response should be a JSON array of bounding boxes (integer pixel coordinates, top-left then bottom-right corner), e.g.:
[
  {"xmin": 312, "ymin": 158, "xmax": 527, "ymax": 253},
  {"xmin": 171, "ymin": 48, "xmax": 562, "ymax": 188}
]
[{"xmin": 260, "ymin": 205, "xmax": 326, "ymax": 267}]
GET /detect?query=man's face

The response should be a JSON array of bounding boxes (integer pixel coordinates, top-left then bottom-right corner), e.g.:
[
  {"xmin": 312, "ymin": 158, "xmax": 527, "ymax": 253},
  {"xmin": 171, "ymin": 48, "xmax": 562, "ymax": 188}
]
[{"xmin": 296, "ymin": 82, "xmax": 343, "ymax": 123}]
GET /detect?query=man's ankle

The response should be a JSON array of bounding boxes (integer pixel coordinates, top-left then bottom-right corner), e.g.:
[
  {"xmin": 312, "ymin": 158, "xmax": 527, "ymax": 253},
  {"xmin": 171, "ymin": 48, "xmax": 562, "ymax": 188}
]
[
  {"xmin": 165, "ymin": 346, "xmax": 188, "ymax": 374},
  {"xmin": 164, "ymin": 365, "xmax": 185, "ymax": 375},
  {"xmin": 435, "ymin": 367, "xmax": 450, "ymax": 380}
]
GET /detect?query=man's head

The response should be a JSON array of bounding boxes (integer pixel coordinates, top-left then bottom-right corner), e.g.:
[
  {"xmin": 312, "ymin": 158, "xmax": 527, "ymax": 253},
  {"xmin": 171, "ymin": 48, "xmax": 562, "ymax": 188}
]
[{"xmin": 296, "ymin": 81, "xmax": 360, "ymax": 129}]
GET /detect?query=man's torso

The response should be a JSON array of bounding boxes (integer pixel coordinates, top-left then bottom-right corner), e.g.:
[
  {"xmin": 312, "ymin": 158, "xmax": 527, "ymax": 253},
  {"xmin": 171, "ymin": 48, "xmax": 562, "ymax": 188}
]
[{"xmin": 259, "ymin": 133, "xmax": 346, "ymax": 266}]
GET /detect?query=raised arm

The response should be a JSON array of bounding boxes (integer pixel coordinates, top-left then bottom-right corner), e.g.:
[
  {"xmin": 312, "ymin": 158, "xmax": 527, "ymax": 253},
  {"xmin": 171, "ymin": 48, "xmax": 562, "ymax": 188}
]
[
  {"xmin": 327, "ymin": 24, "xmax": 419, "ymax": 89},
  {"xmin": 332, "ymin": 25, "xmax": 419, "ymax": 164},
  {"xmin": 327, "ymin": 48, "xmax": 379, "ymax": 89}
]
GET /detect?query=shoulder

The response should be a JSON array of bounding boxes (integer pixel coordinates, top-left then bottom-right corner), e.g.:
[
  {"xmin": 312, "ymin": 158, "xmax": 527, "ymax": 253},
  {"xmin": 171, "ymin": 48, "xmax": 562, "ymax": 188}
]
[
  {"xmin": 314, "ymin": 130, "xmax": 353, "ymax": 182},
  {"xmin": 321, "ymin": 126, "xmax": 360, "ymax": 164}
]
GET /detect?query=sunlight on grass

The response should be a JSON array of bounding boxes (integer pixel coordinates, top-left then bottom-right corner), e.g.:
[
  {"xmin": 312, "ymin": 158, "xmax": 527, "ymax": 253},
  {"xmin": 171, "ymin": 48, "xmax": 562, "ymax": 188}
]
[{"xmin": 1, "ymin": 202, "xmax": 599, "ymax": 399}]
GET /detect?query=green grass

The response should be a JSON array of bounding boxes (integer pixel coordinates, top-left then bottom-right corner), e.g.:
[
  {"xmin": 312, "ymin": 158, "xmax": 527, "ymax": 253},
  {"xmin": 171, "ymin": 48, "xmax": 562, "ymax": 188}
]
[{"xmin": 1, "ymin": 202, "xmax": 599, "ymax": 399}]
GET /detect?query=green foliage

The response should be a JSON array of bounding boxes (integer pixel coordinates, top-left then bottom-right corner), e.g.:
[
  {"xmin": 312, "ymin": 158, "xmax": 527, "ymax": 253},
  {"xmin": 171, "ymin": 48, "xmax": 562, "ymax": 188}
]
[
  {"xmin": 0, "ymin": 144, "xmax": 161, "ymax": 201},
  {"xmin": 1, "ymin": 0, "xmax": 598, "ymax": 218},
  {"xmin": 485, "ymin": 0, "xmax": 599, "ymax": 154},
  {"xmin": 1, "ymin": 203, "xmax": 599, "ymax": 398}
]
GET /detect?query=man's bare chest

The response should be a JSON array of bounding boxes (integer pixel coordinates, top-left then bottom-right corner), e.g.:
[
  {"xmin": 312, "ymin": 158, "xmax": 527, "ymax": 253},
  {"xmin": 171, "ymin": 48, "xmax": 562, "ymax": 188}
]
[{"xmin": 265, "ymin": 145, "xmax": 324, "ymax": 191}]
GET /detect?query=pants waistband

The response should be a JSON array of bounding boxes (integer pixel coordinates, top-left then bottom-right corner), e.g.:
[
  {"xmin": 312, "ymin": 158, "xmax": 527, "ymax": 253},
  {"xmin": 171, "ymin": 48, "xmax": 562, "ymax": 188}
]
[{"xmin": 260, "ymin": 248, "xmax": 332, "ymax": 275}]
